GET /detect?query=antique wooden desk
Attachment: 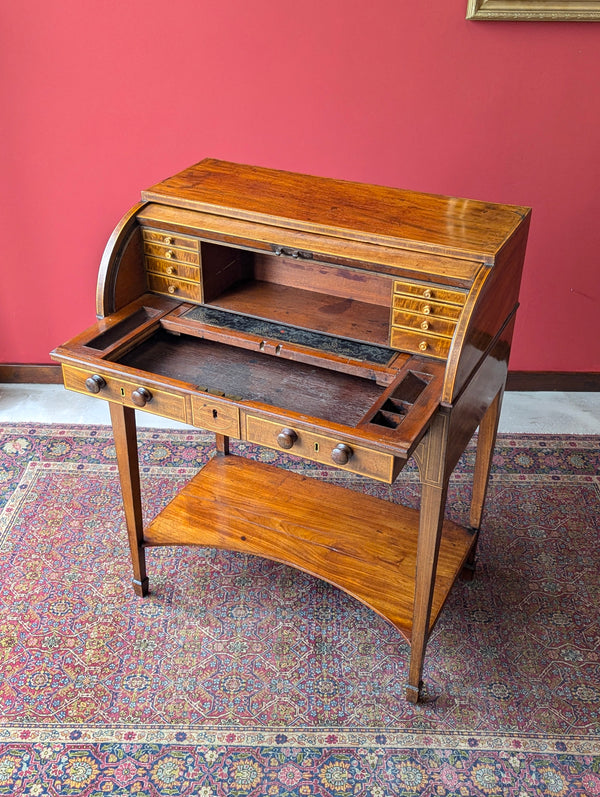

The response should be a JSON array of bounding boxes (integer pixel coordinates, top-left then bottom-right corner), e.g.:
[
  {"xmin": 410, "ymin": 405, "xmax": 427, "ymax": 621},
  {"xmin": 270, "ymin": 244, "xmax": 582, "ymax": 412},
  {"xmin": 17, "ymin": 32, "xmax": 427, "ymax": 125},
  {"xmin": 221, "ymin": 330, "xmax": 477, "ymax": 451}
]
[{"xmin": 51, "ymin": 159, "xmax": 530, "ymax": 701}]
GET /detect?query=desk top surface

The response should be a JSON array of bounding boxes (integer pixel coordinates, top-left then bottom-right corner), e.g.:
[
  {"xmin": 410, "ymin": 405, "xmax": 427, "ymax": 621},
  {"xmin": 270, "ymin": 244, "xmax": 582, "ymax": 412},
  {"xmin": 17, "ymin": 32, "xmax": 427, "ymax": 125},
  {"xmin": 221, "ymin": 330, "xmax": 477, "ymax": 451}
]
[{"xmin": 142, "ymin": 158, "xmax": 530, "ymax": 262}]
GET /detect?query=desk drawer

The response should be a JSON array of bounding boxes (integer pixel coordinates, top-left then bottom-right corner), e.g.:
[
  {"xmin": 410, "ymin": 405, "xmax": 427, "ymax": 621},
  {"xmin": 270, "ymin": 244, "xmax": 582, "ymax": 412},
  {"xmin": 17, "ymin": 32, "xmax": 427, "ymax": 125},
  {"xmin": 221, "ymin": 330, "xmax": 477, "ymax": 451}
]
[
  {"xmin": 245, "ymin": 415, "xmax": 395, "ymax": 483},
  {"xmin": 147, "ymin": 273, "xmax": 203, "ymax": 302},
  {"xmin": 191, "ymin": 395, "xmax": 240, "ymax": 437},
  {"xmin": 62, "ymin": 365, "xmax": 187, "ymax": 422}
]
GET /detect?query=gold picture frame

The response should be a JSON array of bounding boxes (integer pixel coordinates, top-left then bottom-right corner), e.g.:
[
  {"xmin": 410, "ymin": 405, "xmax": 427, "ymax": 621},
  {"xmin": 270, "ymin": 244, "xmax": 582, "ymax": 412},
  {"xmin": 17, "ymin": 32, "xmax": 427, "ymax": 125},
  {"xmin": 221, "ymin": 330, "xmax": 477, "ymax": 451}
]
[{"xmin": 466, "ymin": 1, "xmax": 600, "ymax": 20}]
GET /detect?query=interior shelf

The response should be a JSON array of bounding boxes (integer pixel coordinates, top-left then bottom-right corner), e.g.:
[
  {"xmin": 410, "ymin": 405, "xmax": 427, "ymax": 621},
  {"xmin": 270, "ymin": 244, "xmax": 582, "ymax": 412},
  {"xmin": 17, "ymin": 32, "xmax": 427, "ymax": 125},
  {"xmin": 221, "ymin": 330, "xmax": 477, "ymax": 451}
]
[
  {"xmin": 144, "ymin": 454, "xmax": 476, "ymax": 640},
  {"xmin": 207, "ymin": 280, "xmax": 392, "ymax": 347}
]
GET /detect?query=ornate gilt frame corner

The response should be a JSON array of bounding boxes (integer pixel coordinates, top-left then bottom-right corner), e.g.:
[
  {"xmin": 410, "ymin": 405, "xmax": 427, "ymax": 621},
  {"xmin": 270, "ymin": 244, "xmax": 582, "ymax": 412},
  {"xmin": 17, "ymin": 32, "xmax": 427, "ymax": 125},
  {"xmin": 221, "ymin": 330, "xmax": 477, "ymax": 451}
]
[{"xmin": 466, "ymin": 0, "xmax": 600, "ymax": 20}]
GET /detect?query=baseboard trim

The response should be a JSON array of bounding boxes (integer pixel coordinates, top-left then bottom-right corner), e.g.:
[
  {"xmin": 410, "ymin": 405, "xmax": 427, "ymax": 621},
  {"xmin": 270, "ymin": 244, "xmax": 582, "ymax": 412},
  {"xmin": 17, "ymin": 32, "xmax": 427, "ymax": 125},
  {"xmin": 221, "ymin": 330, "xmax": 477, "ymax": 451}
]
[
  {"xmin": 506, "ymin": 372, "xmax": 600, "ymax": 391},
  {"xmin": 0, "ymin": 364, "xmax": 63, "ymax": 384},
  {"xmin": 1, "ymin": 364, "xmax": 599, "ymax": 391}
]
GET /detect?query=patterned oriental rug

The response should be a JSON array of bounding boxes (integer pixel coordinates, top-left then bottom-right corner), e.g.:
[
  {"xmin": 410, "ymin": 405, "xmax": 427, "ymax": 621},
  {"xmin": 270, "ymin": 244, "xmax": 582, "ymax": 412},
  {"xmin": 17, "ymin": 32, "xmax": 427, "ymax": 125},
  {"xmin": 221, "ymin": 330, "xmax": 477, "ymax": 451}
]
[{"xmin": 0, "ymin": 424, "xmax": 598, "ymax": 796}]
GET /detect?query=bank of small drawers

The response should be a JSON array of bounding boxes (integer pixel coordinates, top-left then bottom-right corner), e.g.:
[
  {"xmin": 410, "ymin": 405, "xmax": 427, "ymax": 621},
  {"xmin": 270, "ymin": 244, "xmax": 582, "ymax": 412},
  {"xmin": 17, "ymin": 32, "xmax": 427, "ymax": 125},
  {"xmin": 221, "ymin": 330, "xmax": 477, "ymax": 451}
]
[
  {"xmin": 390, "ymin": 279, "xmax": 467, "ymax": 359},
  {"xmin": 142, "ymin": 228, "xmax": 202, "ymax": 301}
]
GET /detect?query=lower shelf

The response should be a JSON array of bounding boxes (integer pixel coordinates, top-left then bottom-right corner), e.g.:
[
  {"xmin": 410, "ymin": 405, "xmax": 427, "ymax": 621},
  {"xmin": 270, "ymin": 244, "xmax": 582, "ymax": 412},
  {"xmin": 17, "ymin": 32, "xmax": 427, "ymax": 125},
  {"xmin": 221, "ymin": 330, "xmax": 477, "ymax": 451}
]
[{"xmin": 144, "ymin": 454, "xmax": 475, "ymax": 640}]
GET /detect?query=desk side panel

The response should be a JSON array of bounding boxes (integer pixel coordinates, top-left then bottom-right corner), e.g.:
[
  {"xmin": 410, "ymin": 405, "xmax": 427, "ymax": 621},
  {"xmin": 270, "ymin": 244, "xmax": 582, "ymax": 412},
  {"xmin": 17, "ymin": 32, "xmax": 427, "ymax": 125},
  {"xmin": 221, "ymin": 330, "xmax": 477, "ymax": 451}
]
[{"xmin": 442, "ymin": 211, "xmax": 531, "ymax": 405}]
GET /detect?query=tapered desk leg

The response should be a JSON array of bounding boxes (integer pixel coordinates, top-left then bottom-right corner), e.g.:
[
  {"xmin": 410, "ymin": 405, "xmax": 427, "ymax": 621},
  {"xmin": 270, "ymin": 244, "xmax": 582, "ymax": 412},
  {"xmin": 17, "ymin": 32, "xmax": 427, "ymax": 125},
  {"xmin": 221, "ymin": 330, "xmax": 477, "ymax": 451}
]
[
  {"xmin": 407, "ymin": 414, "xmax": 450, "ymax": 703},
  {"xmin": 456, "ymin": 387, "xmax": 504, "ymax": 582},
  {"xmin": 470, "ymin": 387, "xmax": 504, "ymax": 531},
  {"xmin": 109, "ymin": 402, "xmax": 148, "ymax": 597}
]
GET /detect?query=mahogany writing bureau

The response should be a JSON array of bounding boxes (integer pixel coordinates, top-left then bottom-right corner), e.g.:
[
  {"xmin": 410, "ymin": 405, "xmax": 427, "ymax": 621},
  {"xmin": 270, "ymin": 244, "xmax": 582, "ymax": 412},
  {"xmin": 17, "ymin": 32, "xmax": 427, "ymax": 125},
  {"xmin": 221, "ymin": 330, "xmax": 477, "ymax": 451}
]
[{"xmin": 51, "ymin": 159, "xmax": 531, "ymax": 702}]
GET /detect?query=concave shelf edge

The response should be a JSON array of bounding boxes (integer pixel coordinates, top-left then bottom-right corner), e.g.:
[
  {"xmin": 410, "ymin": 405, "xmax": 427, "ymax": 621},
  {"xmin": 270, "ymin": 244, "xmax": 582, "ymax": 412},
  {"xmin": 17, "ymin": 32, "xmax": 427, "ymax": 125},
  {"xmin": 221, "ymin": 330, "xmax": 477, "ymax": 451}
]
[{"xmin": 143, "ymin": 454, "xmax": 476, "ymax": 641}]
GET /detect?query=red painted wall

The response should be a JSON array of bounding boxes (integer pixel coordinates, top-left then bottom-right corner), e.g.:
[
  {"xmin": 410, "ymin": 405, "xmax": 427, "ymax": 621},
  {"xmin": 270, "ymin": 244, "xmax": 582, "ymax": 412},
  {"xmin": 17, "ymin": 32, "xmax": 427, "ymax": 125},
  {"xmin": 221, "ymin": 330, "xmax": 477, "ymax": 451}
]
[{"xmin": 1, "ymin": 0, "xmax": 599, "ymax": 371}]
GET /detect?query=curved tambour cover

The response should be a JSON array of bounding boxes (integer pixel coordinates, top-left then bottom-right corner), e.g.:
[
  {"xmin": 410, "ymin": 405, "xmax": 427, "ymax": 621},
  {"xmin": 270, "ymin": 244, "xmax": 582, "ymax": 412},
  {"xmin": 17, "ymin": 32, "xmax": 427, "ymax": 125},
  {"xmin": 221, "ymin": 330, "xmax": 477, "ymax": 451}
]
[{"xmin": 96, "ymin": 159, "xmax": 531, "ymax": 405}]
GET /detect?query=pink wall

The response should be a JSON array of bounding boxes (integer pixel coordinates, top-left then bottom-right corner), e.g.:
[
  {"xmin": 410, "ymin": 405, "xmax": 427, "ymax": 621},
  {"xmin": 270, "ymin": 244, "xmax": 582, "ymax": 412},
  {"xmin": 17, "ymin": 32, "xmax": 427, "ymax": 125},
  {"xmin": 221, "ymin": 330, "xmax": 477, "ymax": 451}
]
[{"xmin": 1, "ymin": 0, "xmax": 599, "ymax": 371}]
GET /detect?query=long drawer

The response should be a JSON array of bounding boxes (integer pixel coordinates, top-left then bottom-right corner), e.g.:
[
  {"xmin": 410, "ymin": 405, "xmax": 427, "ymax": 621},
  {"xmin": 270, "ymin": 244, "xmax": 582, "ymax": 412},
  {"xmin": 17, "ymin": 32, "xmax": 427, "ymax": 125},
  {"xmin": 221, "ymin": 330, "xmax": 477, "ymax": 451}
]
[
  {"xmin": 244, "ymin": 414, "xmax": 396, "ymax": 483},
  {"xmin": 62, "ymin": 365, "xmax": 187, "ymax": 422}
]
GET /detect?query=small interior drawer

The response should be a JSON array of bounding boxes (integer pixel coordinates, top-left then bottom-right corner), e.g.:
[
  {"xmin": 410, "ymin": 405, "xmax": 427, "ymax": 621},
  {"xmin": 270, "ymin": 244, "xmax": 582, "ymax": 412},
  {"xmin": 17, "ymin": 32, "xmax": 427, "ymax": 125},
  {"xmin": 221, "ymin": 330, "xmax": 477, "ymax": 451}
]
[
  {"xmin": 147, "ymin": 273, "xmax": 203, "ymax": 302},
  {"xmin": 145, "ymin": 257, "xmax": 201, "ymax": 282},
  {"xmin": 392, "ymin": 309, "xmax": 457, "ymax": 338},
  {"xmin": 389, "ymin": 327, "xmax": 452, "ymax": 359},
  {"xmin": 392, "ymin": 293, "xmax": 462, "ymax": 320},
  {"xmin": 144, "ymin": 242, "xmax": 200, "ymax": 264},
  {"xmin": 142, "ymin": 228, "xmax": 199, "ymax": 251},
  {"xmin": 244, "ymin": 414, "xmax": 395, "ymax": 483},
  {"xmin": 393, "ymin": 280, "xmax": 466, "ymax": 306}
]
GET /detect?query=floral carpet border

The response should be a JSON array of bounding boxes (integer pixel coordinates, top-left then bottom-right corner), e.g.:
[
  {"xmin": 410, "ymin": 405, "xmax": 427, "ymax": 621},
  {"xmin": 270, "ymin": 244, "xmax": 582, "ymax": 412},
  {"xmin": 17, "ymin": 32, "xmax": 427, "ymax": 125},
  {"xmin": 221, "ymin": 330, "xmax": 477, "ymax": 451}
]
[{"xmin": 1, "ymin": 723, "xmax": 599, "ymax": 756}]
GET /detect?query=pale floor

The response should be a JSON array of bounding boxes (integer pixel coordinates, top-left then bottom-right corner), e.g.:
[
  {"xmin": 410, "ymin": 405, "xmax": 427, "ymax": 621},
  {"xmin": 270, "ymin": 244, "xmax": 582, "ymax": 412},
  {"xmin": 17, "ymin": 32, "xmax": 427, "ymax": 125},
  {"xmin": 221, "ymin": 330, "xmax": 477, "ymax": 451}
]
[{"xmin": 0, "ymin": 384, "xmax": 599, "ymax": 434}]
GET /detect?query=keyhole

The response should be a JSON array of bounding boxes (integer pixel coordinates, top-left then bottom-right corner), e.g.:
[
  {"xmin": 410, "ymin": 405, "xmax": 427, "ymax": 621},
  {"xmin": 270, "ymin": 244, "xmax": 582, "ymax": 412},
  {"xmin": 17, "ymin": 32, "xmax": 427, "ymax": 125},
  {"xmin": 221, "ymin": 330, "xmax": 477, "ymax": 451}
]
[
  {"xmin": 314, "ymin": 442, "xmax": 319, "ymax": 452},
  {"xmin": 120, "ymin": 387, "xmax": 125, "ymax": 397},
  {"xmin": 212, "ymin": 409, "xmax": 218, "ymax": 419}
]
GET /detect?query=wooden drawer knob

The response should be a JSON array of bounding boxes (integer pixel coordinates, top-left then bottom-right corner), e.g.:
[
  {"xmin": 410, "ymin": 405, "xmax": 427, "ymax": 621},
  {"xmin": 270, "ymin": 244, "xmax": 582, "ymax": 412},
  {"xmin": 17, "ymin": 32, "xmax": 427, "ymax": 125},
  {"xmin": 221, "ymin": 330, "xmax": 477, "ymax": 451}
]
[
  {"xmin": 331, "ymin": 443, "xmax": 353, "ymax": 465},
  {"xmin": 85, "ymin": 374, "xmax": 106, "ymax": 394},
  {"xmin": 277, "ymin": 428, "xmax": 298, "ymax": 449},
  {"xmin": 131, "ymin": 387, "xmax": 153, "ymax": 407}
]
